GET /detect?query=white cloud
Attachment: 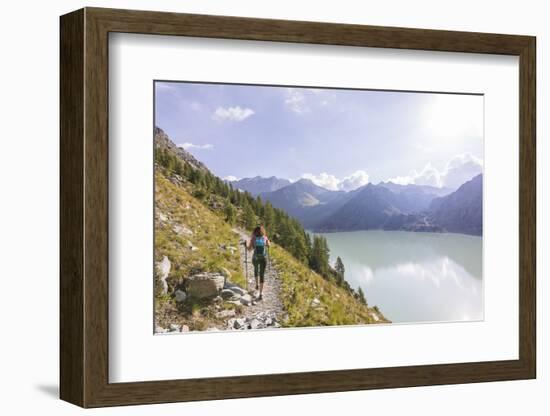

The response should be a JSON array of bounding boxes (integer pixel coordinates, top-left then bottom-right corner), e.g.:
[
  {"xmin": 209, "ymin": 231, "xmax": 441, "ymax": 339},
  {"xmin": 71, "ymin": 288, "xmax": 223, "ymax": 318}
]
[
  {"xmin": 442, "ymin": 153, "xmax": 483, "ymax": 190},
  {"xmin": 301, "ymin": 172, "xmax": 340, "ymax": 191},
  {"xmin": 339, "ymin": 170, "xmax": 370, "ymax": 191},
  {"xmin": 212, "ymin": 106, "xmax": 255, "ymax": 122},
  {"xmin": 284, "ymin": 88, "xmax": 334, "ymax": 114},
  {"xmin": 179, "ymin": 142, "xmax": 214, "ymax": 150},
  {"xmin": 301, "ymin": 170, "xmax": 370, "ymax": 191},
  {"xmin": 387, "ymin": 153, "xmax": 482, "ymax": 189},
  {"xmin": 285, "ymin": 88, "xmax": 309, "ymax": 114},
  {"xmin": 223, "ymin": 175, "xmax": 239, "ymax": 182}
]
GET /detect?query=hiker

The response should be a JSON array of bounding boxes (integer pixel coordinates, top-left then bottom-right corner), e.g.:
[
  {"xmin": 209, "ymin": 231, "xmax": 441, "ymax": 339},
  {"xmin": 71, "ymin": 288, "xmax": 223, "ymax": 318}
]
[{"xmin": 247, "ymin": 225, "xmax": 270, "ymax": 300}]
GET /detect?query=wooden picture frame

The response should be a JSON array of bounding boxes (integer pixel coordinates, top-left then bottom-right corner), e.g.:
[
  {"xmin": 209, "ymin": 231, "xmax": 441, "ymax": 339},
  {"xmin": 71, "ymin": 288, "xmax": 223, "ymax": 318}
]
[{"xmin": 60, "ymin": 7, "xmax": 536, "ymax": 408}]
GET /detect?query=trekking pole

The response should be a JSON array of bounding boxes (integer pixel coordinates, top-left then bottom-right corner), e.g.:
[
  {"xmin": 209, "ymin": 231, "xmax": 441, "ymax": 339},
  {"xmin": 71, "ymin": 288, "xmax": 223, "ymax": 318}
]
[{"xmin": 243, "ymin": 240, "xmax": 248, "ymax": 291}]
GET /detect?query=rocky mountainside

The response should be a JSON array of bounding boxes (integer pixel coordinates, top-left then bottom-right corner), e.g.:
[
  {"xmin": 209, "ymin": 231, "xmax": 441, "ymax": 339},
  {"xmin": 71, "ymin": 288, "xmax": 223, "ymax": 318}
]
[
  {"xmin": 231, "ymin": 176, "xmax": 291, "ymax": 196},
  {"xmin": 429, "ymin": 174, "xmax": 483, "ymax": 235},
  {"xmin": 154, "ymin": 127, "xmax": 209, "ymax": 172}
]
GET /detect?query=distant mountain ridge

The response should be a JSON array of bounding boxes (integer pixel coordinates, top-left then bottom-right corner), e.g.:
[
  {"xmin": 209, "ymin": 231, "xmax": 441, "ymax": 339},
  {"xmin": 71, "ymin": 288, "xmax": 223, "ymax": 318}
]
[
  {"xmin": 428, "ymin": 174, "xmax": 483, "ymax": 235},
  {"xmin": 231, "ymin": 176, "xmax": 291, "ymax": 196},
  {"xmin": 236, "ymin": 174, "xmax": 482, "ymax": 236}
]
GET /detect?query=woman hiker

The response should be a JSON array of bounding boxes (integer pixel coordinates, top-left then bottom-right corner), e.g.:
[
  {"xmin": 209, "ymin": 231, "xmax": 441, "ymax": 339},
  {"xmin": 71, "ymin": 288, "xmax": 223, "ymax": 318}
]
[{"xmin": 247, "ymin": 225, "xmax": 270, "ymax": 300}]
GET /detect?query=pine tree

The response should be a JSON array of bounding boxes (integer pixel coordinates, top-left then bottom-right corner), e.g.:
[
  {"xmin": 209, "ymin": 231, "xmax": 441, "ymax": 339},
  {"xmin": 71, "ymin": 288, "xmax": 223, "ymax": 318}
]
[
  {"xmin": 262, "ymin": 202, "xmax": 275, "ymax": 232},
  {"xmin": 335, "ymin": 256, "xmax": 345, "ymax": 284},
  {"xmin": 310, "ymin": 235, "xmax": 330, "ymax": 278},
  {"xmin": 224, "ymin": 199, "xmax": 236, "ymax": 225},
  {"xmin": 356, "ymin": 286, "xmax": 367, "ymax": 305},
  {"xmin": 243, "ymin": 202, "xmax": 256, "ymax": 230}
]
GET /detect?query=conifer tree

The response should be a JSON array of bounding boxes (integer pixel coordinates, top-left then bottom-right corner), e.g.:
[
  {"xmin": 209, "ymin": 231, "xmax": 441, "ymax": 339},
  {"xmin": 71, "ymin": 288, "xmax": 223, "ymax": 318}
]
[
  {"xmin": 243, "ymin": 202, "xmax": 256, "ymax": 231},
  {"xmin": 335, "ymin": 256, "xmax": 345, "ymax": 284},
  {"xmin": 356, "ymin": 286, "xmax": 367, "ymax": 305},
  {"xmin": 224, "ymin": 199, "xmax": 236, "ymax": 225}
]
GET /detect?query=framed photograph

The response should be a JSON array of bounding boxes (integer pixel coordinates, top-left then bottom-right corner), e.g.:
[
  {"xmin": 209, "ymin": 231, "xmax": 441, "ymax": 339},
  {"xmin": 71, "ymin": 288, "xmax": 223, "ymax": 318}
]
[{"xmin": 60, "ymin": 7, "xmax": 536, "ymax": 408}]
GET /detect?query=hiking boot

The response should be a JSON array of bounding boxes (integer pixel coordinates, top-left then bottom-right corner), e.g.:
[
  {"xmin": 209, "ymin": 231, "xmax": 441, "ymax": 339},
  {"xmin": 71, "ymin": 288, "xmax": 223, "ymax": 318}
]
[{"xmin": 258, "ymin": 294, "xmax": 263, "ymax": 301}]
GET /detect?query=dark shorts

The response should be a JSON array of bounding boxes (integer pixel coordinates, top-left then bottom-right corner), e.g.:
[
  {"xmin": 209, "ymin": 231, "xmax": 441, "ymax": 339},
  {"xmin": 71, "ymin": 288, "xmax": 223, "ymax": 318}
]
[{"xmin": 252, "ymin": 256, "xmax": 267, "ymax": 283}]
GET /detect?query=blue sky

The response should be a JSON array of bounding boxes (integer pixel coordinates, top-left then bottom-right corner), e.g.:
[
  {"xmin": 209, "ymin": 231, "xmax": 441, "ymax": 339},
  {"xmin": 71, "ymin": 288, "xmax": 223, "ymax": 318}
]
[{"xmin": 155, "ymin": 81, "xmax": 483, "ymax": 191}]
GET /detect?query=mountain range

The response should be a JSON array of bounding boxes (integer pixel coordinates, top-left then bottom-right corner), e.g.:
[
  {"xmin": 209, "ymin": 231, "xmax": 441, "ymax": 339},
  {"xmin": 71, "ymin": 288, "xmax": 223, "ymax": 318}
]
[
  {"xmin": 230, "ymin": 176, "xmax": 291, "ymax": 196},
  {"xmin": 230, "ymin": 173, "xmax": 483, "ymax": 236}
]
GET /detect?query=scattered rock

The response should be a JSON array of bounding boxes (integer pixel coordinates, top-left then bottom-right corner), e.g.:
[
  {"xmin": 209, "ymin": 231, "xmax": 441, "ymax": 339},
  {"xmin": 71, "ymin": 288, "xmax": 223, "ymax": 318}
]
[
  {"xmin": 155, "ymin": 326, "xmax": 167, "ymax": 333},
  {"xmin": 240, "ymin": 294, "xmax": 253, "ymax": 306},
  {"xmin": 220, "ymin": 288, "xmax": 241, "ymax": 300},
  {"xmin": 226, "ymin": 300, "xmax": 242, "ymax": 307},
  {"xmin": 155, "ymin": 256, "xmax": 171, "ymax": 295},
  {"xmin": 370, "ymin": 312, "xmax": 380, "ymax": 322},
  {"xmin": 173, "ymin": 224, "xmax": 193, "ymax": 236},
  {"xmin": 185, "ymin": 272, "xmax": 225, "ymax": 299},
  {"xmin": 169, "ymin": 323, "xmax": 181, "ymax": 332},
  {"xmin": 223, "ymin": 282, "xmax": 247, "ymax": 296},
  {"xmin": 174, "ymin": 289, "xmax": 187, "ymax": 303},
  {"xmin": 233, "ymin": 318, "xmax": 247, "ymax": 329},
  {"xmin": 249, "ymin": 318, "xmax": 264, "ymax": 330},
  {"xmin": 157, "ymin": 211, "xmax": 168, "ymax": 222},
  {"xmin": 311, "ymin": 297, "xmax": 321, "ymax": 307},
  {"xmin": 187, "ymin": 241, "xmax": 199, "ymax": 251},
  {"xmin": 180, "ymin": 325, "xmax": 190, "ymax": 332},
  {"xmin": 216, "ymin": 309, "xmax": 236, "ymax": 319}
]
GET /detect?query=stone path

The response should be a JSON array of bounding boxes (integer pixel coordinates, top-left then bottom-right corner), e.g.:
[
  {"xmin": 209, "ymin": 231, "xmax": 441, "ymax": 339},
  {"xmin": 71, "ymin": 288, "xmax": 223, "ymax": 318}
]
[{"xmin": 223, "ymin": 229, "xmax": 285, "ymax": 330}]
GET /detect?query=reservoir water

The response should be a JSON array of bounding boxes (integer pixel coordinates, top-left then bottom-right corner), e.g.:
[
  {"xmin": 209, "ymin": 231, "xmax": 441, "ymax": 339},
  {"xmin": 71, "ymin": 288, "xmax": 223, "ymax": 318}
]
[{"xmin": 313, "ymin": 230, "xmax": 483, "ymax": 324}]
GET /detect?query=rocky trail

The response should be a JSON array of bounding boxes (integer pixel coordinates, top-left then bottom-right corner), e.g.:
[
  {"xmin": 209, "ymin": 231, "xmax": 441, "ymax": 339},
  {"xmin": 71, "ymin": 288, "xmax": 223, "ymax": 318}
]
[{"xmin": 222, "ymin": 229, "xmax": 285, "ymax": 331}]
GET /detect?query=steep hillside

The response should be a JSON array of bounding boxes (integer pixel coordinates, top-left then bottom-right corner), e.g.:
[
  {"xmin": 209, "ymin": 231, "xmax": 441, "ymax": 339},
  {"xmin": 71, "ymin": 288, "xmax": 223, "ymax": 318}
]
[
  {"xmin": 155, "ymin": 172, "xmax": 247, "ymax": 331},
  {"xmin": 271, "ymin": 245, "xmax": 388, "ymax": 326},
  {"xmin": 154, "ymin": 128, "xmax": 387, "ymax": 331}
]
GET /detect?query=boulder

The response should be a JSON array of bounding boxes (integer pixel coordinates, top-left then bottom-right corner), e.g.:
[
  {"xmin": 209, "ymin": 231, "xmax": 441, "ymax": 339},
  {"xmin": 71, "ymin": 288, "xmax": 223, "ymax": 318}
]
[
  {"xmin": 249, "ymin": 318, "xmax": 264, "ymax": 330},
  {"xmin": 220, "ymin": 288, "xmax": 240, "ymax": 300},
  {"xmin": 180, "ymin": 325, "xmax": 190, "ymax": 332},
  {"xmin": 157, "ymin": 211, "xmax": 168, "ymax": 222},
  {"xmin": 174, "ymin": 289, "xmax": 187, "ymax": 303},
  {"xmin": 224, "ymin": 283, "xmax": 246, "ymax": 297},
  {"xmin": 311, "ymin": 297, "xmax": 321, "ymax": 307},
  {"xmin": 185, "ymin": 273, "xmax": 225, "ymax": 299},
  {"xmin": 233, "ymin": 318, "xmax": 246, "ymax": 329},
  {"xmin": 155, "ymin": 256, "xmax": 171, "ymax": 295},
  {"xmin": 240, "ymin": 294, "xmax": 253, "ymax": 306},
  {"xmin": 169, "ymin": 323, "xmax": 181, "ymax": 332},
  {"xmin": 155, "ymin": 325, "xmax": 167, "ymax": 334}
]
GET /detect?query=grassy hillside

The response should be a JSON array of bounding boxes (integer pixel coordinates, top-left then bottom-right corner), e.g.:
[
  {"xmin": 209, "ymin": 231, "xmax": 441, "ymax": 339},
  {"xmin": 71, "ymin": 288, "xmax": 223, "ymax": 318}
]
[
  {"xmin": 154, "ymin": 126, "xmax": 389, "ymax": 330},
  {"xmin": 155, "ymin": 167, "xmax": 388, "ymax": 330},
  {"xmin": 155, "ymin": 171, "xmax": 246, "ymax": 330}
]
